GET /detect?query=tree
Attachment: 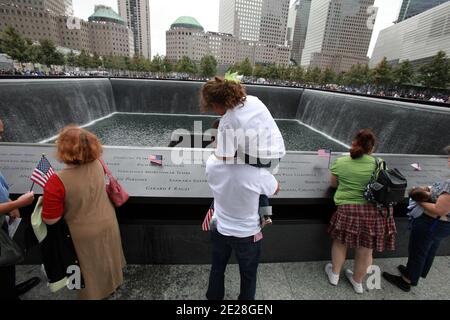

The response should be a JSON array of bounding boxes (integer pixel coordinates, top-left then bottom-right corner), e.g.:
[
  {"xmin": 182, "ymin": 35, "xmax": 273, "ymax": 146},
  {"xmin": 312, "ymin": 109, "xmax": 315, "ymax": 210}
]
[
  {"xmin": 393, "ymin": 60, "xmax": 415, "ymax": 87},
  {"xmin": 0, "ymin": 26, "xmax": 30, "ymax": 65},
  {"xmin": 66, "ymin": 50, "xmax": 77, "ymax": 67},
  {"xmin": 266, "ymin": 64, "xmax": 279, "ymax": 79},
  {"xmin": 291, "ymin": 66, "xmax": 305, "ymax": 83},
  {"xmin": 150, "ymin": 54, "xmax": 163, "ymax": 73},
  {"xmin": 76, "ymin": 50, "xmax": 91, "ymax": 70},
  {"xmin": 238, "ymin": 57, "xmax": 253, "ymax": 76},
  {"xmin": 38, "ymin": 39, "xmax": 64, "ymax": 67},
  {"xmin": 162, "ymin": 56, "xmax": 173, "ymax": 73},
  {"xmin": 176, "ymin": 56, "xmax": 197, "ymax": 74},
  {"xmin": 320, "ymin": 68, "xmax": 336, "ymax": 85},
  {"xmin": 276, "ymin": 65, "xmax": 290, "ymax": 81},
  {"xmin": 343, "ymin": 64, "xmax": 370, "ymax": 88},
  {"xmin": 372, "ymin": 57, "xmax": 394, "ymax": 90},
  {"xmin": 418, "ymin": 51, "xmax": 450, "ymax": 89},
  {"xmin": 335, "ymin": 72, "xmax": 345, "ymax": 86},
  {"xmin": 90, "ymin": 52, "xmax": 102, "ymax": 69},
  {"xmin": 25, "ymin": 39, "xmax": 41, "ymax": 68},
  {"xmin": 252, "ymin": 64, "xmax": 265, "ymax": 78},
  {"xmin": 199, "ymin": 55, "xmax": 217, "ymax": 78},
  {"xmin": 305, "ymin": 66, "xmax": 322, "ymax": 84}
]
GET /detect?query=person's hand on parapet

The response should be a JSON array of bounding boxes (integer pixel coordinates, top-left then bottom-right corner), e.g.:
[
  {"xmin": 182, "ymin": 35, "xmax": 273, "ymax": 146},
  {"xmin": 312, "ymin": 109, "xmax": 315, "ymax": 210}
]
[{"xmin": 17, "ymin": 191, "xmax": 35, "ymax": 207}]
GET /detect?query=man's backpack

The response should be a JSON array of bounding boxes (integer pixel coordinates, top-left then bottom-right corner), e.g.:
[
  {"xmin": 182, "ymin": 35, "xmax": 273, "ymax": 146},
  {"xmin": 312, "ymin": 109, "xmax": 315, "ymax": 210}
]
[{"xmin": 364, "ymin": 158, "xmax": 408, "ymax": 215}]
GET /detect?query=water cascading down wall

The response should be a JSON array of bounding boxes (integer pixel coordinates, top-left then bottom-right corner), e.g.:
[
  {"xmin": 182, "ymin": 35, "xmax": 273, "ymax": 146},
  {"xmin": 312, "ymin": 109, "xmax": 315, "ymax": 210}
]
[
  {"xmin": 0, "ymin": 78, "xmax": 449, "ymax": 263},
  {"xmin": 1, "ymin": 78, "xmax": 449, "ymax": 155}
]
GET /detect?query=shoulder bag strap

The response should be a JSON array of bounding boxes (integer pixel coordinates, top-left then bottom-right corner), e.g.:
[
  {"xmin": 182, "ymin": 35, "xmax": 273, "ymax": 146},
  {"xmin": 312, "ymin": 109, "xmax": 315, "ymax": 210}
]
[
  {"xmin": 98, "ymin": 158, "xmax": 113, "ymax": 178},
  {"xmin": 368, "ymin": 156, "xmax": 381, "ymax": 183}
]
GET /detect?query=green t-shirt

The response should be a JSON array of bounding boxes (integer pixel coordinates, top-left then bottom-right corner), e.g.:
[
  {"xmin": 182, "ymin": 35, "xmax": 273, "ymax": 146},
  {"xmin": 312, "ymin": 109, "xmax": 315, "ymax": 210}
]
[{"xmin": 330, "ymin": 154, "xmax": 377, "ymax": 205}]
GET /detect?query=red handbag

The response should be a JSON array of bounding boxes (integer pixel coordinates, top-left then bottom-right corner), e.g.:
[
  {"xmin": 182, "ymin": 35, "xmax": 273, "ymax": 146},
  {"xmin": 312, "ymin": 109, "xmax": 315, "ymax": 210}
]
[{"xmin": 99, "ymin": 158, "xmax": 130, "ymax": 207}]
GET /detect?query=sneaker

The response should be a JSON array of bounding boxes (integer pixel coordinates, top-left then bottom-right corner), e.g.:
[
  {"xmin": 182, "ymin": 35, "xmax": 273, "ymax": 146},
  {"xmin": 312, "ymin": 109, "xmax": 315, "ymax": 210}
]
[
  {"xmin": 383, "ymin": 272, "xmax": 411, "ymax": 292},
  {"xmin": 344, "ymin": 269, "xmax": 364, "ymax": 294},
  {"xmin": 325, "ymin": 263, "xmax": 339, "ymax": 286}
]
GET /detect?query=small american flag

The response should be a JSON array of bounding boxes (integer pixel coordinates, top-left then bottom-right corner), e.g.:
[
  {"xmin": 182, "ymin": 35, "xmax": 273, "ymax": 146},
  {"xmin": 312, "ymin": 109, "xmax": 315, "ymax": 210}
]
[
  {"xmin": 202, "ymin": 203, "xmax": 215, "ymax": 231},
  {"xmin": 31, "ymin": 156, "xmax": 55, "ymax": 188},
  {"xmin": 149, "ymin": 154, "xmax": 163, "ymax": 166},
  {"xmin": 318, "ymin": 149, "xmax": 332, "ymax": 157}
]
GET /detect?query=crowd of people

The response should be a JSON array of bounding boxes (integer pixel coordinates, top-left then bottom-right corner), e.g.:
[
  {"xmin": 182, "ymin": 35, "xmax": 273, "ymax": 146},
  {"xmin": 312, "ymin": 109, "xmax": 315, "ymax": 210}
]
[
  {"xmin": 0, "ymin": 76, "xmax": 449, "ymax": 300},
  {"xmin": 1, "ymin": 68, "xmax": 449, "ymax": 105}
]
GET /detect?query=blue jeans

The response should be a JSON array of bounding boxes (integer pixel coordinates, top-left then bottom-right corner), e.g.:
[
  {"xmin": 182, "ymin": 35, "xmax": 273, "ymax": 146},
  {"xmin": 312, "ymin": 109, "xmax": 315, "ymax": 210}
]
[
  {"xmin": 405, "ymin": 214, "xmax": 450, "ymax": 285},
  {"xmin": 206, "ymin": 230, "xmax": 261, "ymax": 300}
]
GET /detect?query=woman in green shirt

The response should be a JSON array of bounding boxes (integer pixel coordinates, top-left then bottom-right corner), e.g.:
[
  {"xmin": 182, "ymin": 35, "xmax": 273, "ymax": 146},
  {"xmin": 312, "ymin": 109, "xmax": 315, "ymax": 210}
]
[{"xmin": 325, "ymin": 129, "xmax": 396, "ymax": 294}]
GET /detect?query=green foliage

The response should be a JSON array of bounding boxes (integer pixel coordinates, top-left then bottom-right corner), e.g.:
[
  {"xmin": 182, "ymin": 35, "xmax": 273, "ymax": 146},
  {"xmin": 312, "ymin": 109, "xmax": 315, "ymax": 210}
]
[
  {"xmin": 150, "ymin": 54, "xmax": 163, "ymax": 72},
  {"xmin": 372, "ymin": 57, "xmax": 393, "ymax": 89},
  {"xmin": 25, "ymin": 39, "xmax": 41, "ymax": 65},
  {"xmin": 176, "ymin": 56, "xmax": 197, "ymax": 74},
  {"xmin": 199, "ymin": 55, "xmax": 217, "ymax": 78},
  {"xmin": 305, "ymin": 66, "xmax": 322, "ymax": 84},
  {"xmin": 418, "ymin": 51, "xmax": 450, "ymax": 89},
  {"xmin": 238, "ymin": 58, "xmax": 253, "ymax": 76},
  {"xmin": 162, "ymin": 56, "xmax": 173, "ymax": 73},
  {"xmin": 291, "ymin": 66, "xmax": 305, "ymax": 82},
  {"xmin": 393, "ymin": 60, "xmax": 415, "ymax": 86},
  {"xmin": 90, "ymin": 52, "xmax": 102, "ymax": 69},
  {"xmin": 66, "ymin": 50, "xmax": 77, "ymax": 67},
  {"xmin": 38, "ymin": 39, "xmax": 64, "ymax": 66},
  {"xmin": 0, "ymin": 26, "xmax": 30, "ymax": 63},
  {"xmin": 76, "ymin": 50, "xmax": 91, "ymax": 69},
  {"xmin": 320, "ymin": 68, "xmax": 336, "ymax": 85}
]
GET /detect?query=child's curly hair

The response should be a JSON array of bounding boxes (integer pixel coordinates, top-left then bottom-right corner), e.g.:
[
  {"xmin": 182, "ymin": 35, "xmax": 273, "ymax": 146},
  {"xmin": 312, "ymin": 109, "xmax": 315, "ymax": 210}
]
[{"xmin": 200, "ymin": 76, "xmax": 247, "ymax": 112}]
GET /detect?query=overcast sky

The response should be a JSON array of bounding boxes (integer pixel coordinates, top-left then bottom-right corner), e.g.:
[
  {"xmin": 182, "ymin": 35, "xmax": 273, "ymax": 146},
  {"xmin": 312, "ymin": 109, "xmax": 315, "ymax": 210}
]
[{"xmin": 73, "ymin": 0, "xmax": 403, "ymax": 58}]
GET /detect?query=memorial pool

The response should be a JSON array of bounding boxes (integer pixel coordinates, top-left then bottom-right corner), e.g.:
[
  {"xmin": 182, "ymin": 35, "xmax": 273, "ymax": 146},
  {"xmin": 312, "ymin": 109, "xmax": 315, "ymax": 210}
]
[{"xmin": 48, "ymin": 113, "xmax": 349, "ymax": 152}]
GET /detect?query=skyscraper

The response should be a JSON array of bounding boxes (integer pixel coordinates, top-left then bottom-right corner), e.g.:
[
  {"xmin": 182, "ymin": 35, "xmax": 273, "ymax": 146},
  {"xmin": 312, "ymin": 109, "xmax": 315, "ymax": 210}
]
[
  {"xmin": 64, "ymin": 0, "xmax": 74, "ymax": 15},
  {"xmin": 301, "ymin": 0, "xmax": 376, "ymax": 73},
  {"xmin": 397, "ymin": 0, "xmax": 446, "ymax": 22},
  {"xmin": 371, "ymin": 1, "xmax": 450, "ymax": 69},
  {"xmin": 288, "ymin": 0, "xmax": 312, "ymax": 65},
  {"xmin": 218, "ymin": 0, "xmax": 289, "ymax": 45},
  {"xmin": 118, "ymin": 0, "xmax": 151, "ymax": 59}
]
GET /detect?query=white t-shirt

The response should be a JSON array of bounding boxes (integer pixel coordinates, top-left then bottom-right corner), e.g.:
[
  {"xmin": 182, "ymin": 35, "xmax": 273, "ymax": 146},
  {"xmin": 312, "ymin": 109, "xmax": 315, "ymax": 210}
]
[
  {"xmin": 205, "ymin": 154, "xmax": 278, "ymax": 238},
  {"xmin": 215, "ymin": 95, "xmax": 286, "ymax": 160}
]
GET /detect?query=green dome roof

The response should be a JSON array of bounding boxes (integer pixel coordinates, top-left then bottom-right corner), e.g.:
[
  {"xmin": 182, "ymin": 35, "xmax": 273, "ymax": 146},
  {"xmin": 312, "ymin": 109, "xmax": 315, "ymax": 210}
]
[
  {"xmin": 88, "ymin": 5, "xmax": 125, "ymax": 25},
  {"xmin": 170, "ymin": 16, "xmax": 204, "ymax": 31}
]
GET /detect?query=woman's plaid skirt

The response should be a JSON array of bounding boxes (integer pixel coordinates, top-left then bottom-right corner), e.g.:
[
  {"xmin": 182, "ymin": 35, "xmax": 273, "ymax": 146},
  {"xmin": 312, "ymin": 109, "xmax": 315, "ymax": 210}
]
[{"xmin": 328, "ymin": 204, "xmax": 397, "ymax": 252}]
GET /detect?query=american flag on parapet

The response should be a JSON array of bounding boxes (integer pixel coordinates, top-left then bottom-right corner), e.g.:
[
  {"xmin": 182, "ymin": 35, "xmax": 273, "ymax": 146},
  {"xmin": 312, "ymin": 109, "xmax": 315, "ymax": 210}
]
[
  {"xmin": 149, "ymin": 154, "xmax": 163, "ymax": 166},
  {"xmin": 30, "ymin": 155, "xmax": 55, "ymax": 188},
  {"xmin": 318, "ymin": 149, "xmax": 332, "ymax": 157},
  {"xmin": 202, "ymin": 202, "xmax": 215, "ymax": 232}
]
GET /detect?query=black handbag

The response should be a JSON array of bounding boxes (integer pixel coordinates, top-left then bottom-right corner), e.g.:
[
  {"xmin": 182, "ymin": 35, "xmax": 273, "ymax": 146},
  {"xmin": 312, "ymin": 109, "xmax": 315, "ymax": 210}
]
[
  {"xmin": 0, "ymin": 216, "xmax": 24, "ymax": 267},
  {"xmin": 364, "ymin": 158, "xmax": 408, "ymax": 214}
]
